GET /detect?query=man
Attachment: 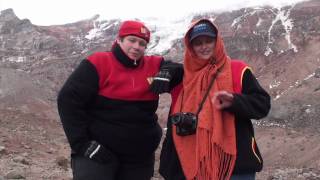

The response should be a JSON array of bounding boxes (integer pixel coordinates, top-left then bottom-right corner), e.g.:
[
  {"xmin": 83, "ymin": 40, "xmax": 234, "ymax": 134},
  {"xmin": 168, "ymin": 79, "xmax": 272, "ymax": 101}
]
[{"xmin": 57, "ymin": 20, "xmax": 182, "ymax": 180}]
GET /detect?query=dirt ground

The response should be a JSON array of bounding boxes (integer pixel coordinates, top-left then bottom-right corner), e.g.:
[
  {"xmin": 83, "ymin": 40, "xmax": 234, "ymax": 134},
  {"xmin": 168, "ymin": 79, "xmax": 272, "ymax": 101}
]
[{"xmin": 0, "ymin": 107, "xmax": 320, "ymax": 180}]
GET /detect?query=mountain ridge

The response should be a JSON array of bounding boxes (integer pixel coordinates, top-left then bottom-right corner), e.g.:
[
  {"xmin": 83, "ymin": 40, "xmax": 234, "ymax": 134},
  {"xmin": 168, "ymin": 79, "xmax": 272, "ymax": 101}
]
[
  {"xmin": 0, "ymin": 0, "xmax": 319, "ymax": 179},
  {"xmin": 1, "ymin": 0, "xmax": 319, "ymax": 131}
]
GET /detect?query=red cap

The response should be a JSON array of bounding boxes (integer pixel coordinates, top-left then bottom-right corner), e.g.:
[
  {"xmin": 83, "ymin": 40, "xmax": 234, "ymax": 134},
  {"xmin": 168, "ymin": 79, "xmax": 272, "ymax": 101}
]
[{"xmin": 118, "ymin": 20, "xmax": 151, "ymax": 43}]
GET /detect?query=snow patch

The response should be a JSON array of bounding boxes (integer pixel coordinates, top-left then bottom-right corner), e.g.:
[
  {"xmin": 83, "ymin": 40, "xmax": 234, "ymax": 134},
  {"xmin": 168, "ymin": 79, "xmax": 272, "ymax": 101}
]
[
  {"xmin": 142, "ymin": 15, "xmax": 193, "ymax": 54},
  {"xmin": 231, "ymin": 9, "xmax": 259, "ymax": 30},
  {"xmin": 264, "ymin": 6, "xmax": 298, "ymax": 56},
  {"xmin": 264, "ymin": 8, "xmax": 278, "ymax": 56},
  {"xmin": 209, "ymin": 17, "xmax": 216, "ymax": 23},
  {"xmin": 84, "ymin": 15, "xmax": 192, "ymax": 54},
  {"xmin": 274, "ymin": 73, "xmax": 314, "ymax": 101},
  {"xmin": 280, "ymin": 7, "xmax": 298, "ymax": 53},
  {"xmin": 304, "ymin": 73, "xmax": 315, "ymax": 81},
  {"xmin": 85, "ymin": 28, "xmax": 102, "ymax": 40},
  {"xmin": 269, "ymin": 80, "xmax": 281, "ymax": 89},
  {"xmin": 85, "ymin": 21, "xmax": 103, "ymax": 40},
  {"xmin": 265, "ymin": 46, "xmax": 273, "ymax": 56},
  {"xmin": 5, "ymin": 56, "xmax": 27, "ymax": 63},
  {"xmin": 85, "ymin": 21, "xmax": 119, "ymax": 40},
  {"xmin": 305, "ymin": 109, "xmax": 311, "ymax": 113},
  {"xmin": 256, "ymin": 18, "xmax": 263, "ymax": 27},
  {"xmin": 274, "ymin": 94, "xmax": 281, "ymax": 100},
  {"xmin": 231, "ymin": 16, "xmax": 242, "ymax": 27}
]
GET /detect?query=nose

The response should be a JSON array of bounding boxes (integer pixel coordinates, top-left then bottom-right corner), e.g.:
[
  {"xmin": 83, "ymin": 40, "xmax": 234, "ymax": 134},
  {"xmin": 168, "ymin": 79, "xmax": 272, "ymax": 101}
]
[{"xmin": 199, "ymin": 43, "xmax": 207, "ymax": 49}]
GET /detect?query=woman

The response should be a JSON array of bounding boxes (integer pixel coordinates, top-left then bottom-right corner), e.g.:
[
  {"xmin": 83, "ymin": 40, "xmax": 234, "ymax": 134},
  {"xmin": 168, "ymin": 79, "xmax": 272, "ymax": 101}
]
[{"xmin": 159, "ymin": 19, "xmax": 271, "ymax": 180}]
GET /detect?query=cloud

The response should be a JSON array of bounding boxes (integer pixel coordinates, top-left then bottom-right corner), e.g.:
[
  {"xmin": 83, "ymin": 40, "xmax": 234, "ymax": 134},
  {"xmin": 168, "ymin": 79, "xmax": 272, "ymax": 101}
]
[{"xmin": 1, "ymin": 0, "xmax": 307, "ymax": 25}]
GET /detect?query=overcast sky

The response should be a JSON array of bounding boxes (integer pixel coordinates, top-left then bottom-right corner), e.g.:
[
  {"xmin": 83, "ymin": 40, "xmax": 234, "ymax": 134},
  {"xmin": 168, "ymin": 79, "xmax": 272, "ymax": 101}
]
[{"xmin": 0, "ymin": 0, "xmax": 307, "ymax": 26}]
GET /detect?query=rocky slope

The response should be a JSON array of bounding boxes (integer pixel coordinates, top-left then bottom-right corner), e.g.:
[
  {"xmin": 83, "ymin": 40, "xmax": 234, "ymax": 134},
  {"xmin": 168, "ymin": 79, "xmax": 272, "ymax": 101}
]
[{"xmin": 0, "ymin": 0, "xmax": 320, "ymax": 179}]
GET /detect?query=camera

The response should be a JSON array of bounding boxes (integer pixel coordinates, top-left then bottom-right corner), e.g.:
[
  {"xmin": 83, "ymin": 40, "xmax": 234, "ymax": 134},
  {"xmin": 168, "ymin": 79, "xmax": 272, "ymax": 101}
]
[{"xmin": 169, "ymin": 112, "xmax": 198, "ymax": 136}]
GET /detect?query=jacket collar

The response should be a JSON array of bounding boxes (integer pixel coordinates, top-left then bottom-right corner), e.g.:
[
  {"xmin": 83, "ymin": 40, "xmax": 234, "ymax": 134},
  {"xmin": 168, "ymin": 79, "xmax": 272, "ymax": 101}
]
[{"xmin": 112, "ymin": 43, "xmax": 141, "ymax": 68}]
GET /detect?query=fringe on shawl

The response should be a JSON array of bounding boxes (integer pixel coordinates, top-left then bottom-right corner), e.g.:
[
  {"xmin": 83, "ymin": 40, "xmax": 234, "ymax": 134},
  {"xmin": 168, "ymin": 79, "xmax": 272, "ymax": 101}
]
[{"xmin": 193, "ymin": 129, "xmax": 236, "ymax": 180}]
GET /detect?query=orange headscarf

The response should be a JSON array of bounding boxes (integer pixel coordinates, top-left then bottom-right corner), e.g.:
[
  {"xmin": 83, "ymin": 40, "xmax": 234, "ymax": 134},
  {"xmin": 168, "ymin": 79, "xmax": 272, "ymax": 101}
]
[{"xmin": 172, "ymin": 19, "xmax": 236, "ymax": 180}]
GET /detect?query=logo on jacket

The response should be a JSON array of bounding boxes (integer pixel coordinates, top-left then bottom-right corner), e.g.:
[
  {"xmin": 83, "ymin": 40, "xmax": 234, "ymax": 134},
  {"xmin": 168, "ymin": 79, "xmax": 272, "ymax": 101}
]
[
  {"xmin": 141, "ymin": 27, "xmax": 148, "ymax": 36},
  {"xmin": 147, "ymin": 77, "xmax": 154, "ymax": 84}
]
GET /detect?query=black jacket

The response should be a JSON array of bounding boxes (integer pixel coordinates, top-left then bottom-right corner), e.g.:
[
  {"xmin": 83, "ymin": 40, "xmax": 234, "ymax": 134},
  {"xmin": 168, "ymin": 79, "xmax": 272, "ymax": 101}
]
[
  {"xmin": 57, "ymin": 44, "xmax": 182, "ymax": 163},
  {"xmin": 159, "ymin": 69, "xmax": 271, "ymax": 179}
]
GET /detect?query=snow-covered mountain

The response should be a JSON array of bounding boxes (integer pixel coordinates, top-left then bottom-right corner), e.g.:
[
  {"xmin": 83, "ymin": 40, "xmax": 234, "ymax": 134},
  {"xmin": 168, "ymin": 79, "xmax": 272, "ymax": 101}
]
[{"xmin": 0, "ymin": 0, "xmax": 319, "ymax": 131}]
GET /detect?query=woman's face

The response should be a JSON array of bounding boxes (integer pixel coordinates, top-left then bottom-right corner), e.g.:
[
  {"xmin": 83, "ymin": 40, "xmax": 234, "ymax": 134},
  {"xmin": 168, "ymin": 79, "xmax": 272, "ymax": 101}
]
[
  {"xmin": 191, "ymin": 35, "xmax": 216, "ymax": 60},
  {"xmin": 118, "ymin": 35, "xmax": 147, "ymax": 60}
]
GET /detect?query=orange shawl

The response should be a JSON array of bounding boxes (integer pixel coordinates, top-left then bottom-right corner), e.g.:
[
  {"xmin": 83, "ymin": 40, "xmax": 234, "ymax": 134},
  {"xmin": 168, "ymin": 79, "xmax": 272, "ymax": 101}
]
[{"xmin": 172, "ymin": 19, "xmax": 236, "ymax": 180}]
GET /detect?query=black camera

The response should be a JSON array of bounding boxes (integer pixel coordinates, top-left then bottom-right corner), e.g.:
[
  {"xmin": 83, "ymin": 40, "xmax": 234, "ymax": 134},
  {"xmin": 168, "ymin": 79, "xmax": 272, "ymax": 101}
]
[{"xmin": 170, "ymin": 112, "xmax": 198, "ymax": 136}]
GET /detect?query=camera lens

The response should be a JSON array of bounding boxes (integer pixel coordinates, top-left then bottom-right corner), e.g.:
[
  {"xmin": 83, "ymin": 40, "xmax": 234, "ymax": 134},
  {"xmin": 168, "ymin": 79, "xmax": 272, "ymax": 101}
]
[{"xmin": 171, "ymin": 115, "xmax": 181, "ymax": 125}]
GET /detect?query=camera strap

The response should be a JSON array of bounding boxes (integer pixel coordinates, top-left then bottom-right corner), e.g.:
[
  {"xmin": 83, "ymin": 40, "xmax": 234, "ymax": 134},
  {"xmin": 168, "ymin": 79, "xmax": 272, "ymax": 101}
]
[
  {"xmin": 179, "ymin": 63, "xmax": 224, "ymax": 116},
  {"xmin": 195, "ymin": 68, "xmax": 221, "ymax": 116}
]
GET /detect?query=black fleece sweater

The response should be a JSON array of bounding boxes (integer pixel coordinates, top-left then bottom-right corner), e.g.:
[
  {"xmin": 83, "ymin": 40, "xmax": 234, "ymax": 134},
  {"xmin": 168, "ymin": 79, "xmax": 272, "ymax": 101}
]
[{"xmin": 57, "ymin": 45, "xmax": 182, "ymax": 163}]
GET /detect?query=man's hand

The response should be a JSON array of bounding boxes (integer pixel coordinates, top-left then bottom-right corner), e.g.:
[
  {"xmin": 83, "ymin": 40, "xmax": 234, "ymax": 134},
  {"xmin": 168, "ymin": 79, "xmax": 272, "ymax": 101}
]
[
  {"xmin": 212, "ymin": 91, "xmax": 234, "ymax": 110},
  {"xmin": 82, "ymin": 141, "xmax": 117, "ymax": 164},
  {"xmin": 150, "ymin": 69, "xmax": 171, "ymax": 94}
]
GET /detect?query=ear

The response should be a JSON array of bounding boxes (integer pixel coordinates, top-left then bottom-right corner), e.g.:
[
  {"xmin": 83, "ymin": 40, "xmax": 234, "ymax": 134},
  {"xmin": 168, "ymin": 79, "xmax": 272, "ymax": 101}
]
[{"xmin": 116, "ymin": 37, "xmax": 120, "ymax": 43}]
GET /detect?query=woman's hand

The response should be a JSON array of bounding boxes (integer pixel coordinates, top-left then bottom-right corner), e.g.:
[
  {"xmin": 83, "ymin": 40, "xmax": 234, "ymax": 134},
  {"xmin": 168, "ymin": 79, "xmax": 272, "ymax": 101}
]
[{"xmin": 212, "ymin": 91, "xmax": 234, "ymax": 110}]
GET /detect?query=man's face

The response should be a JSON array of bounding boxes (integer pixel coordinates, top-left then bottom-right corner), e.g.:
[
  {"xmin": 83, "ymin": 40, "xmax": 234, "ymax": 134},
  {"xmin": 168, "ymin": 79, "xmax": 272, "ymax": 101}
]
[
  {"xmin": 118, "ymin": 35, "xmax": 147, "ymax": 60},
  {"xmin": 191, "ymin": 35, "xmax": 216, "ymax": 60}
]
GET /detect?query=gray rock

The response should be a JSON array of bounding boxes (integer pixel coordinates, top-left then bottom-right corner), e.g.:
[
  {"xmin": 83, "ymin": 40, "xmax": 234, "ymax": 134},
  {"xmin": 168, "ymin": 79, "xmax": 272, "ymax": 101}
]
[
  {"xmin": 0, "ymin": 146, "xmax": 5, "ymax": 154},
  {"xmin": 5, "ymin": 170, "xmax": 25, "ymax": 179},
  {"xmin": 315, "ymin": 68, "xmax": 320, "ymax": 78},
  {"xmin": 55, "ymin": 156, "xmax": 69, "ymax": 171},
  {"xmin": 13, "ymin": 156, "xmax": 30, "ymax": 165}
]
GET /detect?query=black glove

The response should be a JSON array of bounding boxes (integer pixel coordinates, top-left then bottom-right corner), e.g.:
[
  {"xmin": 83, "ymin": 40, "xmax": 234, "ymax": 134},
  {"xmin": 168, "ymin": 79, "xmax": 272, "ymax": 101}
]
[
  {"xmin": 160, "ymin": 61, "xmax": 183, "ymax": 87},
  {"xmin": 150, "ymin": 69, "xmax": 172, "ymax": 94},
  {"xmin": 81, "ymin": 140, "xmax": 117, "ymax": 164}
]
